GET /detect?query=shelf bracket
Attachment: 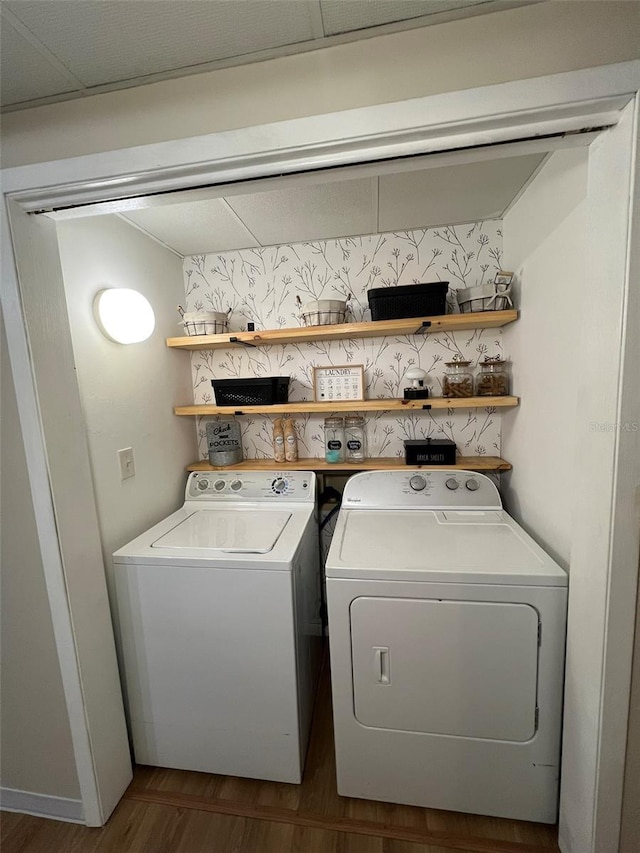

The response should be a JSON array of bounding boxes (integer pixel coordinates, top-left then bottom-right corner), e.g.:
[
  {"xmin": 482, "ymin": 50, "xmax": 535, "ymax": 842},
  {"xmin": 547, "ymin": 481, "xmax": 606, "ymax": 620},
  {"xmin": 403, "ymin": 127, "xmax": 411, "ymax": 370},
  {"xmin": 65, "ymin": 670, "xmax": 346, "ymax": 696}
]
[
  {"xmin": 229, "ymin": 336, "xmax": 257, "ymax": 348},
  {"xmin": 234, "ymin": 410, "xmax": 244, "ymax": 416},
  {"xmin": 415, "ymin": 321, "xmax": 432, "ymax": 335},
  {"xmin": 422, "ymin": 404, "xmax": 432, "ymax": 410}
]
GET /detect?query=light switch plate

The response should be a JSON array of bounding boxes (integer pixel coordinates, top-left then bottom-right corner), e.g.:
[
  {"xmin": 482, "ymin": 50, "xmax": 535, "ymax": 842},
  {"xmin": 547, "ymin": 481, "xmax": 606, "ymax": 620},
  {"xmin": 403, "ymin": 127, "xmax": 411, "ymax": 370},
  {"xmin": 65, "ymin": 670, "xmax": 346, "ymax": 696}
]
[{"xmin": 118, "ymin": 447, "xmax": 135, "ymax": 480}]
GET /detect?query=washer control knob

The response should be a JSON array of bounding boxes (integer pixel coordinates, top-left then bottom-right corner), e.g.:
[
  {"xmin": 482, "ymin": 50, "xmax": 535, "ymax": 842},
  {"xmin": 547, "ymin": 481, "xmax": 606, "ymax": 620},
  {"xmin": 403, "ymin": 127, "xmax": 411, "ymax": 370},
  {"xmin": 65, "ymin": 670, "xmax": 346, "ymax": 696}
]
[
  {"xmin": 445, "ymin": 478, "xmax": 459, "ymax": 490},
  {"xmin": 409, "ymin": 475, "xmax": 427, "ymax": 492},
  {"xmin": 213, "ymin": 479, "xmax": 226, "ymax": 491},
  {"xmin": 197, "ymin": 478, "xmax": 210, "ymax": 491},
  {"xmin": 272, "ymin": 478, "xmax": 287, "ymax": 494},
  {"xmin": 465, "ymin": 478, "xmax": 480, "ymax": 491},
  {"xmin": 230, "ymin": 479, "xmax": 242, "ymax": 491}
]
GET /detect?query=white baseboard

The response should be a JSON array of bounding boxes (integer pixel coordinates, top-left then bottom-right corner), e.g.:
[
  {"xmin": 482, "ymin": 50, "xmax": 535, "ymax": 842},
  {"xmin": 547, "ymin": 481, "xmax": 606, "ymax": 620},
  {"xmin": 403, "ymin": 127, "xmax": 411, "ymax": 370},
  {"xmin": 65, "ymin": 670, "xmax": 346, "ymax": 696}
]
[{"xmin": 0, "ymin": 787, "xmax": 84, "ymax": 823}]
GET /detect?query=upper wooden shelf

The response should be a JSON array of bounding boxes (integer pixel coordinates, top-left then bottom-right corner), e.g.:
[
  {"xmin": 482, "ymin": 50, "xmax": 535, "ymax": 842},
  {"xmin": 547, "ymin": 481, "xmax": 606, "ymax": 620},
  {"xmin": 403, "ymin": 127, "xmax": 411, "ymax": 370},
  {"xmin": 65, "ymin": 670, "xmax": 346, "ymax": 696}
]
[
  {"xmin": 166, "ymin": 310, "xmax": 518, "ymax": 351},
  {"xmin": 174, "ymin": 396, "xmax": 518, "ymax": 416},
  {"xmin": 186, "ymin": 456, "xmax": 512, "ymax": 473}
]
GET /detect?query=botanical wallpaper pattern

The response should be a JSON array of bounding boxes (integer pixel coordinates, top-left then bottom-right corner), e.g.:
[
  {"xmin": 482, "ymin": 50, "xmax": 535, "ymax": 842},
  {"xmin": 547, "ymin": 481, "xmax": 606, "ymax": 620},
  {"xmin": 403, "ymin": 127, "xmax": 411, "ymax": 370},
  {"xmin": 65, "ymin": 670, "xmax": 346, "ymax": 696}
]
[{"xmin": 182, "ymin": 220, "xmax": 507, "ymax": 461}]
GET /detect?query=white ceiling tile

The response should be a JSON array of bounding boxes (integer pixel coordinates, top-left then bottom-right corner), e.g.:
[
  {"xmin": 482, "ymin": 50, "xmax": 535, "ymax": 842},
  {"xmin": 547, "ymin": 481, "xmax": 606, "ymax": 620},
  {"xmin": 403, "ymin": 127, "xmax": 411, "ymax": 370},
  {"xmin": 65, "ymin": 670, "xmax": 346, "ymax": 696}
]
[
  {"xmin": 378, "ymin": 155, "xmax": 546, "ymax": 231},
  {"xmin": 6, "ymin": 0, "xmax": 320, "ymax": 87},
  {"xmin": 121, "ymin": 199, "xmax": 259, "ymax": 257},
  {"xmin": 320, "ymin": 0, "xmax": 490, "ymax": 35},
  {"xmin": 225, "ymin": 178, "xmax": 377, "ymax": 246},
  {"xmin": 0, "ymin": 17, "xmax": 79, "ymax": 106}
]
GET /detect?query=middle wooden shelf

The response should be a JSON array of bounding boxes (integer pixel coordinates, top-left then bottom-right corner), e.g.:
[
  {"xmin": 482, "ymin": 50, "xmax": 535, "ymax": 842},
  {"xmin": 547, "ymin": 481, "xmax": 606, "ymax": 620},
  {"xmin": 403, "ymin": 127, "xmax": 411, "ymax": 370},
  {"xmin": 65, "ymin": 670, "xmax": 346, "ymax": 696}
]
[{"xmin": 174, "ymin": 396, "xmax": 519, "ymax": 416}]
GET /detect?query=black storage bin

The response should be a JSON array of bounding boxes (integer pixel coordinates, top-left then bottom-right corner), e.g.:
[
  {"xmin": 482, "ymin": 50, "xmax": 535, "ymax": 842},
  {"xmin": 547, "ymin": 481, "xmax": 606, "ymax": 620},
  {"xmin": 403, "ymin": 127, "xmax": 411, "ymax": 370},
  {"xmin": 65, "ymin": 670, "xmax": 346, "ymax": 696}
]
[
  {"xmin": 367, "ymin": 281, "xmax": 449, "ymax": 320},
  {"xmin": 211, "ymin": 376, "xmax": 290, "ymax": 406}
]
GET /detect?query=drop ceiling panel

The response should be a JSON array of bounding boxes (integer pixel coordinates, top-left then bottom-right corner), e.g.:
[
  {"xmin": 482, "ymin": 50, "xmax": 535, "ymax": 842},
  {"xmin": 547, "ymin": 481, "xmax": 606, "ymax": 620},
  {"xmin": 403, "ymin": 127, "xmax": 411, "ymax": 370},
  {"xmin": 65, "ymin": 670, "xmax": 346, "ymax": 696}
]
[
  {"xmin": 5, "ymin": 0, "xmax": 320, "ymax": 86},
  {"xmin": 378, "ymin": 155, "xmax": 546, "ymax": 231},
  {"xmin": 0, "ymin": 18, "xmax": 78, "ymax": 105},
  {"xmin": 225, "ymin": 179, "xmax": 377, "ymax": 247},
  {"xmin": 320, "ymin": 0, "xmax": 490, "ymax": 35},
  {"xmin": 121, "ymin": 199, "xmax": 260, "ymax": 257}
]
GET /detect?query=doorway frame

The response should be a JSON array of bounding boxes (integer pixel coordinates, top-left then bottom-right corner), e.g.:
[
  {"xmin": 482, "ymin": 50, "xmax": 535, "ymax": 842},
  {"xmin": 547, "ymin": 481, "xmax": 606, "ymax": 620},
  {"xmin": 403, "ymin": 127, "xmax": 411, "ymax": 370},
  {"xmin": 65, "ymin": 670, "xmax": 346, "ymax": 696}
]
[{"xmin": 1, "ymin": 59, "xmax": 639, "ymax": 851}]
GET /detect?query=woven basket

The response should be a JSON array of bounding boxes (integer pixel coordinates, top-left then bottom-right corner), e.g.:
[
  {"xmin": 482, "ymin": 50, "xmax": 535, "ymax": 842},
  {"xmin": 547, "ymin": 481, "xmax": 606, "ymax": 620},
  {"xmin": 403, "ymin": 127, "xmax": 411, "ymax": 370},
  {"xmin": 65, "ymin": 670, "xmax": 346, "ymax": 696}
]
[
  {"xmin": 298, "ymin": 297, "xmax": 351, "ymax": 326},
  {"xmin": 182, "ymin": 311, "xmax": 229, "ymax": 336},
  {"xmin": 456, "ymin": 282, "xmax": 513, "ymax": 314}
]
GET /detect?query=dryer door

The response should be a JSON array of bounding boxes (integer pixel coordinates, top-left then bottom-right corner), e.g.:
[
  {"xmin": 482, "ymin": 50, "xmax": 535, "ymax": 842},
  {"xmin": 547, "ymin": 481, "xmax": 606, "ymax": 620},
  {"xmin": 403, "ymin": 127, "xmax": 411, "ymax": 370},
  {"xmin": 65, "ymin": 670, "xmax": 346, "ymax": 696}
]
[{"xmin": 350, "ymin": 597, "xmax": 539, "ymax": 742}]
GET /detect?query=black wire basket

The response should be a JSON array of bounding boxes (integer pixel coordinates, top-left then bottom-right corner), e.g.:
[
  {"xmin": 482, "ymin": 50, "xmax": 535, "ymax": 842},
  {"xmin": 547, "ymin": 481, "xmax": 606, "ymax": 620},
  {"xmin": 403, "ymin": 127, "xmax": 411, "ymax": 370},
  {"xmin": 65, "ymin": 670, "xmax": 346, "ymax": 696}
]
[{"xmin": 211, "ymin": 376, "xmax": 290, "ymax": 406}]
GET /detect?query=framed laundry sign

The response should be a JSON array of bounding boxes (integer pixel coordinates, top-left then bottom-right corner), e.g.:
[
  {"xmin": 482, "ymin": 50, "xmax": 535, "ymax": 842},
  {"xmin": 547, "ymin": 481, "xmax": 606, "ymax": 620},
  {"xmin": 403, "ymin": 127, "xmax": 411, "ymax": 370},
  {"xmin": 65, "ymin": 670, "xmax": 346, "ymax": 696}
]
[{"xmin": 313, "ymin": 364, "xmax": 365, "ymax": 402}]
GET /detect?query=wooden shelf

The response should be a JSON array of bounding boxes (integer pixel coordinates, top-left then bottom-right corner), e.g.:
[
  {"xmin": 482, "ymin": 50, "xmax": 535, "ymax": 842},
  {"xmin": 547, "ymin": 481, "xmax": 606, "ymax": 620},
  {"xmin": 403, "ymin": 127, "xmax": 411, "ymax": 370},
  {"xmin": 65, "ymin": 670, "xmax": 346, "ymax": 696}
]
[
  {"xmin": 186, "ymin": 456, "xmax": 512, "ymax": 473},
  {"xmin": 174, "ymin": 396, "xmax": 518, "ymax": 416},
  {"xmin": 166, "ymin": 310, "xmax": 518, "ymax": 351}
]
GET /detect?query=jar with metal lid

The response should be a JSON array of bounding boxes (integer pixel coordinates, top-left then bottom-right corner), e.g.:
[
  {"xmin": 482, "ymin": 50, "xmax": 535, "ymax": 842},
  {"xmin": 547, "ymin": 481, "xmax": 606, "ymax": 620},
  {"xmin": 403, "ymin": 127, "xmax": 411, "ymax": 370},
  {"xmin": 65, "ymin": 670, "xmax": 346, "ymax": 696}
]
[
  {"xmin": 475, "ymin": 359, "xmax": 509, "ymax": 396},
  {"xmin": 442, "ymin": 361, "xmax": 474, "ymax": 398},
  {"xmin": 324, "ymin": 416, "xmax": 345, "ymax": 463},
  {"xmin": 345, "ymin": 415, "xmax": 366, "ymax": 463}
]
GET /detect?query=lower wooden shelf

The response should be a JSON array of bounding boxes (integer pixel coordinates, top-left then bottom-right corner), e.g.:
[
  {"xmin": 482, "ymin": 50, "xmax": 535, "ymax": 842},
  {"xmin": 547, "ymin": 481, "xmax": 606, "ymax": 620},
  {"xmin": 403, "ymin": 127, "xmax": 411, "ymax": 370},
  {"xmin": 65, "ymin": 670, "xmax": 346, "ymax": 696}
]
[{"xmin": 186, "ymin": 456, "xmax": 512, "ymax": 473}]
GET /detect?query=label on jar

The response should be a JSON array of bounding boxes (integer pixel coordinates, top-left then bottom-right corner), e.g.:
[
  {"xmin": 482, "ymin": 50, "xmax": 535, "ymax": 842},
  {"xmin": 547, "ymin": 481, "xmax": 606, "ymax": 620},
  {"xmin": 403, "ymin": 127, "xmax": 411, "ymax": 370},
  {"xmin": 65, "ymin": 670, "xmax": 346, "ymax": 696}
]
[
  {"xmin": 275, "ymin": 436, "xmax": 284, "ymax": 445},
  {"xmin": 206, "ymin": 419, "xmax": 241, "ymax": 451},
  {"xmin": 328, "ymin": 440, "xmax": 342, "ymax": 450},
  {"xmin": 347, "ymin": 439, "xmax": 362, "ymax": 451}
]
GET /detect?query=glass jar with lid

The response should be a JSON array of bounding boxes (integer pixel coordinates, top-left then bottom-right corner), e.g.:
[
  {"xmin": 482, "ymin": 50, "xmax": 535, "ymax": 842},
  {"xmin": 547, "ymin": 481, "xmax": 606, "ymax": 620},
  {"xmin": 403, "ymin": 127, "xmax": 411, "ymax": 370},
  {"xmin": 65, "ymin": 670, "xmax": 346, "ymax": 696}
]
[
  {"xmin": 345, "ymin": 415, "xmax": 366, "ymax": 463},
  {"xmin": 475, "ymin": 359, "xmax": 509, "ymax": 396},
  {"xmin": 324, "ymin": 416, "xmax": 345, "ymax": 463},
  {"xmin": 442, "ymin": 361, "xmax": 474, "ymax": 398}
]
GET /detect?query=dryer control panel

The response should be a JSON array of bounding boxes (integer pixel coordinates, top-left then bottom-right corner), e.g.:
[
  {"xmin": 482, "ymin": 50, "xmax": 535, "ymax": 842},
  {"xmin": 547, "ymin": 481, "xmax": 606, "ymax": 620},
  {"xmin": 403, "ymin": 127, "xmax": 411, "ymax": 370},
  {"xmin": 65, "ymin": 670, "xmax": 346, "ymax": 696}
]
[
  {"xmin": 341, "ymin": 470, "xmax": 502, "ymax": 510},
  {"xmin": 185, "ymin": 471, "xmax": 315, "ymax": 502}
]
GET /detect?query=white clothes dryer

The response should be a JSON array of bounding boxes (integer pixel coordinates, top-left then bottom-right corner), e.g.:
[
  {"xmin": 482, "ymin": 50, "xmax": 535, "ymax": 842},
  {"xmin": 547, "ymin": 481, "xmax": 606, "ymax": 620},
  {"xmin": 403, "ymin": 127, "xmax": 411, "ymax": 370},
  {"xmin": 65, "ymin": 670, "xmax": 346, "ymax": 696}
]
[
  {"xmin": 326, "ymin": 470, "xmax": 567, "ymax": 823},
  {"xmin": 113, "ymin": 470, "xmax": 321, "ymax": 784}
]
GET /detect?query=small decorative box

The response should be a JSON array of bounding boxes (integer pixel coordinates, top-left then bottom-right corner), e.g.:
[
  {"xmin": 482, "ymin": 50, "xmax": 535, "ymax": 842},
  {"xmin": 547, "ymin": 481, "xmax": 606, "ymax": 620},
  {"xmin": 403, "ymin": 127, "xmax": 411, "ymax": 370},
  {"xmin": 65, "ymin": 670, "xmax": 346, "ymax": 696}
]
[{"xmin": 404, "ymin": 439, "xmax": 457, "ymax": 466}]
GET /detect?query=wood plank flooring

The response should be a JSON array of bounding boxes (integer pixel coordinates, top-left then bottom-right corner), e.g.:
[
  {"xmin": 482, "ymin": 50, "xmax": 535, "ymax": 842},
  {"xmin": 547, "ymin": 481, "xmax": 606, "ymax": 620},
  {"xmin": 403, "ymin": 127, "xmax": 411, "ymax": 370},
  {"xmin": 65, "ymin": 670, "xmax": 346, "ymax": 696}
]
[{"xmin": 1, "ymin": 656, "xmax": 560, "ymax": 853}]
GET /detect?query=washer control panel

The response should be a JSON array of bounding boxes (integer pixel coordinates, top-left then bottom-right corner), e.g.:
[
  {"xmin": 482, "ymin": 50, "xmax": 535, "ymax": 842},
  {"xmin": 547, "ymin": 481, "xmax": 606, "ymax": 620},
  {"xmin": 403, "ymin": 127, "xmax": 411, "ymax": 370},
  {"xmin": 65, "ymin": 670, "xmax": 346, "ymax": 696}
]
[
  {"xmin": 342, "ymin": 470, "xmax": 502, "ymax": 510},
  {"xmin": 186, "ymin": 471, "xmax": 315, "ymax": 502}
]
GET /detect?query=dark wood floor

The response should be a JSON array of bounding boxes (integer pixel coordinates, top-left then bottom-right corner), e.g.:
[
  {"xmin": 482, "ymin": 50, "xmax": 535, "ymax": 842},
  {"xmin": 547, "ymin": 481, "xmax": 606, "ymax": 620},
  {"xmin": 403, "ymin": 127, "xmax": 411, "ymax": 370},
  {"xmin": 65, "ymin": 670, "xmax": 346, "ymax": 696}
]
[{"xmin": 1, "ymin": 657, "xmax": 560, "ymax": 853}]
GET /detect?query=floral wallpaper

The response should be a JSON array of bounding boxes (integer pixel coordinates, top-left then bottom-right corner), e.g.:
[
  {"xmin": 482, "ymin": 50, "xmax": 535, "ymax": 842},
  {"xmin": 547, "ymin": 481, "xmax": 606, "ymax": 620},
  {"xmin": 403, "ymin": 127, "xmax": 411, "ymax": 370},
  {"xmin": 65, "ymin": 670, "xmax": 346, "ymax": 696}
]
[{"xmin": 182, "ymin": 221, "xmax": 507, "ymax": 461}]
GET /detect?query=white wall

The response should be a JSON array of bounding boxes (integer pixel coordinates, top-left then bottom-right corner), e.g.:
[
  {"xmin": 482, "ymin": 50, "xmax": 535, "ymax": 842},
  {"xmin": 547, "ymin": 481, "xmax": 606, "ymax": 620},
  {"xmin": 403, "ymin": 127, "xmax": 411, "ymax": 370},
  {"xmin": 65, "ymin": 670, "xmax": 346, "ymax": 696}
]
[
  {"xmin": 2, "ymin": 1, "xmax": 639, "ymax": 168},
  {"xmin": 56, "ymin": 216, "xmax": 196, "ymax": 593},
  {"xmin": 0, "ymin": 312, "xmax": 81, "ymax": 805},
  {"xmin": 501, "ymin": 118, "xmax": 639, "ymax": 853},
  {"xmin": 501, "ymin": 148, "xmax": 588, "ymax": 567},
  {"xmin": 621, "ymin": 573, "xmax": 640, "ymax": 853}
]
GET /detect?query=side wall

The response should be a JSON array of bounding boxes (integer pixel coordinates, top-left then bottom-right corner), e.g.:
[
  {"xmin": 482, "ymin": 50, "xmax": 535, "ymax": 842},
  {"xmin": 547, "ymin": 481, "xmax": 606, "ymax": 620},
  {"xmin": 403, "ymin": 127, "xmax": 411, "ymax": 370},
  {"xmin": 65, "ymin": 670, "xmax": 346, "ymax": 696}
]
[
  {"xmin": 0, "ymin": 312, "xmax": 81, "ymax": 812},
  {"xmin": 2, "ymin": 1, "xmax": 639, "ymax": 168},
  {"xmin": 56, "ymin": 215, "xmax": 196, "ymax": 594},
  {"xmin": 621, "ymin": 572, "xmax": 640, "ymax": 852},
  {"xmin": 501, "ymin": 148, "xmax": 588, "ymax": 567}
]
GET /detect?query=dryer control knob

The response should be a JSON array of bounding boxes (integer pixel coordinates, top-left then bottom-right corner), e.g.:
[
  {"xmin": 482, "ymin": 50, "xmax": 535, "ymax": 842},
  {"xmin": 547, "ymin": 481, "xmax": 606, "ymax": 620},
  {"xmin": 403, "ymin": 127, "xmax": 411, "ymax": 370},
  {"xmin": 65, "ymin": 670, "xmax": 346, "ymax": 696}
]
[
  {"xmin": 465, "ymin": 478, "xmax": 480, "ymax": 491},
  {"xmin": 230, "ymin": 479, "xmax": 243, "ymax": 491},
  {"xmin": 197, "ymin": 478, "xmax": 210, "ymax": 491},
  {"xmin": 409, "ymin": 475, "xmax": 427, "ymax": 492},
  {"xmin": 445, "ymin": 478, "xmax": 459, "ymax": 490},
  {"xmin": 214, "ymin": 479, "xmax": 226, "ymax": 491},
  {"xmin": 272, "ymin": 478, "xmax": 287, "ymax": 494}
]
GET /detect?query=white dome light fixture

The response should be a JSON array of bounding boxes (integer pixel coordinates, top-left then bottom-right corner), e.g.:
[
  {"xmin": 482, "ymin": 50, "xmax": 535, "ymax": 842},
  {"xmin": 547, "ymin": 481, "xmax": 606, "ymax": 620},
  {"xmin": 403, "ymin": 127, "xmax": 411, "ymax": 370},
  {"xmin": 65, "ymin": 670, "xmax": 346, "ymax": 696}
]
[{"xmin": 94, "ymin": 288, "xmax": 155, "ymax": 344}]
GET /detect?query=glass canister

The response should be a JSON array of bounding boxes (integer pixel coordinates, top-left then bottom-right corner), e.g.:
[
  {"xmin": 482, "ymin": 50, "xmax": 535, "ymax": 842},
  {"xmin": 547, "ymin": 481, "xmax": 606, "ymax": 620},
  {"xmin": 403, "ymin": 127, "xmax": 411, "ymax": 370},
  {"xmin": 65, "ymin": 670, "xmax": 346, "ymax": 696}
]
[
  {"xmin": 324, "ymin": 416, "xmax": 345, "ymax": 463},
  {"xmin": 475, "ymin": 359, "xmax": 509, "ymax": 396},
  {"xmin": 345, "ymin": 416, "xmax": 366, "ymax": 463},
  {"xmin": 442, "ymin": 361, "xmax": 474, "ymax": 398}
]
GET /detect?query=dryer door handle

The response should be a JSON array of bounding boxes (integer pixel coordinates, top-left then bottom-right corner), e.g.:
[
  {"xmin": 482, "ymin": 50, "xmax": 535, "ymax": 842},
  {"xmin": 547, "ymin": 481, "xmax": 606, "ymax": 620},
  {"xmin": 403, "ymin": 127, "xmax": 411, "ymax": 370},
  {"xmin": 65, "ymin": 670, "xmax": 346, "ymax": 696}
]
[{"xmin": 374, "ymin": 646, "xmax": 391, "ymax": 685}]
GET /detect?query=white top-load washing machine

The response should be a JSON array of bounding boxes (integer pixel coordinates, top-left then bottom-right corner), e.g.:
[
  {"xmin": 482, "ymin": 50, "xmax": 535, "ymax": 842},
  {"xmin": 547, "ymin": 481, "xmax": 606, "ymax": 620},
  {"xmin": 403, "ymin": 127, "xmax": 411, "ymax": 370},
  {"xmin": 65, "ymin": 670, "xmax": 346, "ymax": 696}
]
[
  {"xmin": 113, "ymin": 470, "xmax": 321, "ymax": 784},
  {"xmin": 326, "ymin": 470, "xmax": 567, "ymax": 823}
]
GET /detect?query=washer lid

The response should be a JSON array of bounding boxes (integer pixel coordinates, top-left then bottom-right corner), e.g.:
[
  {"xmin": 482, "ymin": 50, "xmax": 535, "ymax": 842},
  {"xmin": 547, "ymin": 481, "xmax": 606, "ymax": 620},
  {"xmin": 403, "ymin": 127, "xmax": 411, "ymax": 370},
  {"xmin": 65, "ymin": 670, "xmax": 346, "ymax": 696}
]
[
  {"xmin": 327, "ymin": 510, "xmax": 567, "ymax": 585},
  {"xmin": 151, "ymin": 509, "xmax": 292, "ymax": 554}
]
